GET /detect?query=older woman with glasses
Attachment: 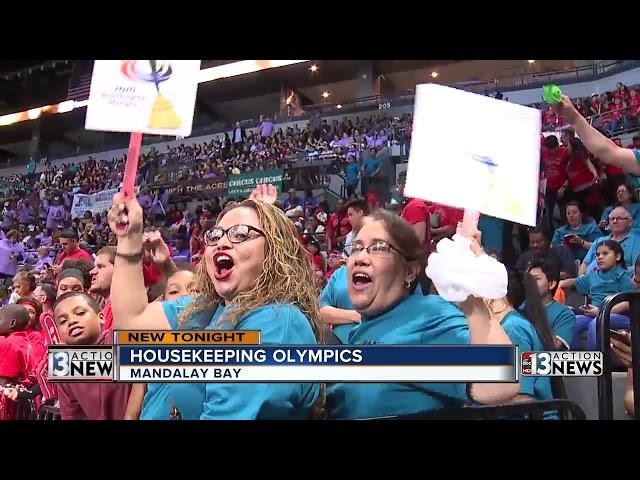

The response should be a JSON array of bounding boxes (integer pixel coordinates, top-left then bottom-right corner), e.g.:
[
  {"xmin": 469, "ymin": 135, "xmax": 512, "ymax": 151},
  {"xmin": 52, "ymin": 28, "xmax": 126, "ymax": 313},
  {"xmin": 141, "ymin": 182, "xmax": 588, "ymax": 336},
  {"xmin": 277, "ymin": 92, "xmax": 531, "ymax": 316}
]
[
  {"xmin": 107, "ymin": 185, "xmax": 321, "ymax": 420},
  {"xmin": 326, "ymin": 210, "xmax": 519, "ymax": 419},
  {"xmin": 578, "ymin": 205, "xmax": 640, "ymax": 275}
]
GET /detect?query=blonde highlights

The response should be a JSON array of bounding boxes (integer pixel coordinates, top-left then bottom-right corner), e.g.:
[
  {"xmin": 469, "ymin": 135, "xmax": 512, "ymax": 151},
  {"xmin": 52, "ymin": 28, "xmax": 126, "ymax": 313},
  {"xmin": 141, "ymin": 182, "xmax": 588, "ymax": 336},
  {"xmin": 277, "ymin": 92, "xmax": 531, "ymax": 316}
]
[{"xmin": 178, "ymin": 200, "xmax": 321, "ymax": 338}]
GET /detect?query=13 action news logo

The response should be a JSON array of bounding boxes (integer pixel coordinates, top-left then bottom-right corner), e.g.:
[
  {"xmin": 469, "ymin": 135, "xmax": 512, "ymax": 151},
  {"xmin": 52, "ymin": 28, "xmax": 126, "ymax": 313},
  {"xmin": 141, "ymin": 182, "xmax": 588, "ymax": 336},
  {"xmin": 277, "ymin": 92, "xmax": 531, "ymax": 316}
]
[
  {"xmin": 49, "ymin": 347, "xmax": 113, "ymax": 381},
  {"xmin": 521, "ymin": 351, "xmax": 603, "ymax": 376}
]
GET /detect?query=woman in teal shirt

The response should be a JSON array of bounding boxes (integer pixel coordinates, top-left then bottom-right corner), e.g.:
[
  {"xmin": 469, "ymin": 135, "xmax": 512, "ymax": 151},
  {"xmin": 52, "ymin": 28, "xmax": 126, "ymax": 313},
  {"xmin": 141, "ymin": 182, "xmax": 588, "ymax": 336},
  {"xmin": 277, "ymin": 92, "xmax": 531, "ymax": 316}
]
[
  {"xmin": 108, "ymin": 186, "xmax": 321, "ymax": 420},
  {"xmin": 599, "ymin": 184, "xmax": 640, "ymax": 235},
  {"xmin": 551, "ymin": 201, "xmax": 601, "ymax": 262},
  {"xmin": 327, "ymin": 210, "xmax": 519, "ymax": 419}
]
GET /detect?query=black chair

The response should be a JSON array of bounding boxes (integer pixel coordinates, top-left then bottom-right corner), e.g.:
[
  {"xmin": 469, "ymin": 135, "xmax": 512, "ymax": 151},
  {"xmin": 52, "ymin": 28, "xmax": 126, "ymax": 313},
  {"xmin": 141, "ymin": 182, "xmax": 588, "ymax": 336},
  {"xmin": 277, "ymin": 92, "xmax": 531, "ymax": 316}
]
[
  {"xmin": 37, "ymin": 405, "xmax": 61, "ymax": 420},
  {"xmin": 13, "ymin": 398, "xmax": 37, "ymax": 420},
  {"xmin": 596, "ymin": 292, "xmax": 640, "ymax": 420},
  {"xmin": 361, "ymin": 400, "xmax": 586, "ymax": 420}
]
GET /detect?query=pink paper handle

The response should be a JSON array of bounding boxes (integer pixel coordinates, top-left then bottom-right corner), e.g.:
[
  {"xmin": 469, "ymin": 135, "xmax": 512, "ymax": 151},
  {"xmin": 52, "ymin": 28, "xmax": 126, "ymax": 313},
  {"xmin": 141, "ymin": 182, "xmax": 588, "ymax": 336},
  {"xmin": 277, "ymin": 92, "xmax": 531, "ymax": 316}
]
[
  {"xmin": 123, "ymin": 132, "xmax": 143, "ymax": 198},
  {"xmin": 461, "ymin": 209, "xmax": 480, "ymax": 237}
]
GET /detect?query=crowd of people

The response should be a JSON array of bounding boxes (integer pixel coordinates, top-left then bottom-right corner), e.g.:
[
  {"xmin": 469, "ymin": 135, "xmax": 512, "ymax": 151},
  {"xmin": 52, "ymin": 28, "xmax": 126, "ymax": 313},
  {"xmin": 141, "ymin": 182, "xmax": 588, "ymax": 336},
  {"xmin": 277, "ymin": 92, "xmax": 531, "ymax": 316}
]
[{"xmin": 0, "ymin": 83, "xmax": 639, "ymax": 420}]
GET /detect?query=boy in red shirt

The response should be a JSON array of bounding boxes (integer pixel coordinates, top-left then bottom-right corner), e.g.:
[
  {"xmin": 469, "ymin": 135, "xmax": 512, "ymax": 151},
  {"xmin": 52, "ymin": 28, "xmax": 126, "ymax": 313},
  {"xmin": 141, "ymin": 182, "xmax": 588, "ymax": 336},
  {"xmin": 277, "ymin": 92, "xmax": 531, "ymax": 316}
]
[
  {"xmin": 53, "ymin": 230, "xmax": 93, "ymax": 274},
  {"xmin": 541, "ymin": 135, "xmax": 570, "ymax": 232},
  {"xmin": 400, "ymin": 197, "xmax": 432, "ymax": 251},
  {"xmin": 0, "ymin": 304, "xmax": 33, "ymax": 419},
  {"xmin": 54, "ymin": 292, "xmax": 132, "ymax": 420},
  {"xmin": 427, "ymin": 202, "xmax": 464, "ymax": 245}
]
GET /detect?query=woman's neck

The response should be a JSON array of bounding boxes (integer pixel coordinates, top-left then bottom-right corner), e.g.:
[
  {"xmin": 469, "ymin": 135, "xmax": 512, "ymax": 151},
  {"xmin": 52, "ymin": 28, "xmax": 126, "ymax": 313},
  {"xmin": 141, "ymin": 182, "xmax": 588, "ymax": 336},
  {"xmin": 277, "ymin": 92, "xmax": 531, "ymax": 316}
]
[{"xmin": 620, "ymin": 200, "xmax": 631, "ymax": 207}]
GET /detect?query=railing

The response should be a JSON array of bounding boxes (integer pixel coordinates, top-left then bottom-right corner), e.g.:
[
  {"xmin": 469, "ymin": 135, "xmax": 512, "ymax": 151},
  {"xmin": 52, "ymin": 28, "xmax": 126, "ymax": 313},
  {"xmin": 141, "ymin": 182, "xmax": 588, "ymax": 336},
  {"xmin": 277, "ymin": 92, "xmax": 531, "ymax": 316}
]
[
  {"xmin": 361, "ymin": 399, "xmax": 586, "ymax": 420},
  {"xmin": 596, "ymin": 292, "xmax": 640, "ymax": 420}
]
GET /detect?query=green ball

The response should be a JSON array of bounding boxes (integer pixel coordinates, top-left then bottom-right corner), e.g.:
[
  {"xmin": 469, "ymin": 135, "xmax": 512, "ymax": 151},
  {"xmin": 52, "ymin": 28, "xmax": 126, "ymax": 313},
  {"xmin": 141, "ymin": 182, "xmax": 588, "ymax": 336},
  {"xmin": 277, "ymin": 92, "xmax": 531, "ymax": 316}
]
[{"xmin": 543, "ymin": 85, "xmax": 563, "ymax": 104}]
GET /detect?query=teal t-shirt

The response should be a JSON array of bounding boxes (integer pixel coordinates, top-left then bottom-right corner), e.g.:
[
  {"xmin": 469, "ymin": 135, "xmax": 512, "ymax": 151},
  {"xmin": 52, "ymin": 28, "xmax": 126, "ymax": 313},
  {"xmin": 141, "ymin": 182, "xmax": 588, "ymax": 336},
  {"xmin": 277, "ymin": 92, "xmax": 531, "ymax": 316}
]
[
  {"xmin": 479, "ymin": 214, "xmax": 504, "ymax": 254},
  {"xmin": 582, "ymin": 233, "xmax": 640, "ymax": 273},
  {"xmin": 625, "ymin": 149, "xmax": 640, "ymax": 188},
  {"xmin": 140, "ymin": 298, "xmax": 224, "ymax": 420},
  {"xmin": 551, "ymin": 221, "xmax": 603, "ymax": 262},
  {"xmin": 345, "ymin": 162, "xmax": 360, "ymax": 186},
  {"xmin": 327, "ymin": 294, "xmax": 471, "ymax": 420},
  {"xmin": 601, "ymin": 204, "xmax": 640, "ymax": 236},
  {"xmin": 319, "ymin": 266, "xmax": 357, "ymax": 344},
  {"xmin": 500, "ymin": 311, "xmax": 554, "ymax": 407},
  {"xmin": 544, "ymin": 300, "xmax": 576, "ymax": 349},
  {"xmin": 574, "ymin": 266, "xmax": 635, "ymax": 308},
  {"xmin": 152, "ymin": 296, "xmax": 319, "ymax": 420}
]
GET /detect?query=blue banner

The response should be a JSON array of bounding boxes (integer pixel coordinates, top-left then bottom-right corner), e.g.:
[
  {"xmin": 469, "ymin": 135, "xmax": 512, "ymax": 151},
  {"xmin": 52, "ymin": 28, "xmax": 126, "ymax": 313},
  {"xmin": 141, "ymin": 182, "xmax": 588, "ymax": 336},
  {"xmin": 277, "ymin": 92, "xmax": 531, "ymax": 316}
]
[{"xmin": 117, "ymin": 345, "xmax": 515, "ymax": 366}]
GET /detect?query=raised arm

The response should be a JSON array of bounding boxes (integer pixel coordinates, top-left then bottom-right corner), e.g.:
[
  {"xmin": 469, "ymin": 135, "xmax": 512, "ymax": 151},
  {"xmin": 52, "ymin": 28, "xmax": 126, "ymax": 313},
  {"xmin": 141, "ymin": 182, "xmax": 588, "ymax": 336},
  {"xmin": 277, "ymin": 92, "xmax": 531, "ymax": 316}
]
[
  {"xmin": 108, "ymin": 192, "xmax": 170, "ymax": 331},
  {"xmin": 555, "ymin": 95, "xmax": 640, "ymax": 175}
]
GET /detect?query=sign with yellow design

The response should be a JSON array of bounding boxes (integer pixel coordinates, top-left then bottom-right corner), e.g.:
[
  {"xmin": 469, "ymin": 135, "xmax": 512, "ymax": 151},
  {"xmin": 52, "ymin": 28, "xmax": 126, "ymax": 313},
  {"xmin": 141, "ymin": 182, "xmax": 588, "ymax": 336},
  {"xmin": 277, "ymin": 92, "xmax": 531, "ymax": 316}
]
[
  {"xmin": 85, "ymin": 60, "xmax": 201, "ymax": 137},
  {"xmin": 405, "ymin": 84, "xmax": 541, "ymax": 227}
]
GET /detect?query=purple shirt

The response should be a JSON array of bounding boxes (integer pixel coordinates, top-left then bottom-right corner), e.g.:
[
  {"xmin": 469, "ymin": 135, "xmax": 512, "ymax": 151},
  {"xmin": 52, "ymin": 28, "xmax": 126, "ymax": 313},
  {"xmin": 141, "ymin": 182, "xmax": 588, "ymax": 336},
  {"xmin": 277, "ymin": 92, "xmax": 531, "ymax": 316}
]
[
  {"xmin": 17, "ymin": 204, "xmax": 34, "ymax": 224},
  {"xmin": 138, "ymin": 195, "xmax": 153, "ymax": 209},
  {"xmin": 46, "ymin": 205, "xmax": 65, "ymax": 230},
  {"xmin": 0, "ymin": 239, "xmax": 23, "ymax": 276},
  {"xmin": 1, "ymin": 210, "xmax": 16, "ymax": 229},
  {"xmin": 260, "ymin": 121, "xmax": 274, "ymax": 137}
]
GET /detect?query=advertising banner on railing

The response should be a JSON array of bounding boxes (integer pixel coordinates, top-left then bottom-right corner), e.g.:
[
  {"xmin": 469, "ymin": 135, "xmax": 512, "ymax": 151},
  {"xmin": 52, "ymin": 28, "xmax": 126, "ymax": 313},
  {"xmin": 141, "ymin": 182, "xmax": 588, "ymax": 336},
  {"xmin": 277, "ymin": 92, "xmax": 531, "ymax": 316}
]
[
  {"xmin": 227, "ymin": 169, "xmax": 285, "ymax": 198},
  {"xmin": 71, "ymin": 188, "xmax": 119, "ymax": 219}
]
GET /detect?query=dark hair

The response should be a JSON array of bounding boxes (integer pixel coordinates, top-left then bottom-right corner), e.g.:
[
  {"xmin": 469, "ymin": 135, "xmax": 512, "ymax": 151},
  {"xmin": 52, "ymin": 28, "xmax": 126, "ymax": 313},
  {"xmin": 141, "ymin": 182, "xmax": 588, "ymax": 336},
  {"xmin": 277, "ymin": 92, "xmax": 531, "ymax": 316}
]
[
  {"xmin": 615, "ymin": 184, "xmax": 638, "ymax": 205},
  {"xmin": 38, "ymin": 283, "xmax": 57, "ymax": 306},
  {"xmin": 0, "ymin": 304, "xmax": 30, "ymax": 330},
  {"xmin": 562, "ymin": 128, "xmax": 575, "ymax": 139},
  {"xmin": 53, "ymin": 291, "xmax": 101, "ymax": 314},
  {"xmin": 528, "ymin": 226, "xmax": 548, "ymax": 240},
  {"xmin": 17, "ymin": 296, "xmax": 42, "ymax": 327},
  {"xmin": 147, "ymin": 281, "xmax": 166, "ymax": 303},
  {"xmin": 506, "ymin": 270, "xmax": 566, "ymax": 398},
  {"xmin": 543, "ymin": 135, "xmax": 559, "ymax": 149},
  {"xmin": 59, "ymin": 229, "xmax": 79, "ymax": 241},
  {"xmin": 569, "ymin": 138, "xmax": 587, "ymax": 157},
  {"xmin": 527, "ymin": 257, "xmax": 561, "ymax": 295},
  {"xmin": 345, "ymin": 199, "xmax": 370, "ymax": 215},
  {"xmin": 597, "ymin": 240, "xmax": 626, "ymax": 269},
  {"xmin": 61, "ymin": 260, "xmax": 93, "ymax": 288},
  {"xmin": 366, "ymin": 209, "xmax": 427, "ymax": 293}
]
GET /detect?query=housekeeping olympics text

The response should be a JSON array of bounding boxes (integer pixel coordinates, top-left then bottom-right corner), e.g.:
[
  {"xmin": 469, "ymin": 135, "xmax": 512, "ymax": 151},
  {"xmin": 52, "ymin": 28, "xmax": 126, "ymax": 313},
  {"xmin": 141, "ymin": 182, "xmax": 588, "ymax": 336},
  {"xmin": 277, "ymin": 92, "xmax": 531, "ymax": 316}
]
[{"xmin": 47, "ymin": 330, "xmax": 531, "ymax": 383}]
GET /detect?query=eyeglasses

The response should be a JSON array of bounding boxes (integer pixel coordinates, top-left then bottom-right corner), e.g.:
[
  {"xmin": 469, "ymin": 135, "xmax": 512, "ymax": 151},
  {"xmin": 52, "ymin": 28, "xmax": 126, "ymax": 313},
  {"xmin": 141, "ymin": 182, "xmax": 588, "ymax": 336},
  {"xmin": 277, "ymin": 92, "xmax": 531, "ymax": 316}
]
[
  {"xmin": 350, "ymin": 240, "xmax": 408, "ymax": 259},
  {"xmin": 204, "ymin": 224, "xmax": 265, "ymax": 246},
  {"xmin": 608, "ymin": 216, "xmax": 631, "ymax": 223}
]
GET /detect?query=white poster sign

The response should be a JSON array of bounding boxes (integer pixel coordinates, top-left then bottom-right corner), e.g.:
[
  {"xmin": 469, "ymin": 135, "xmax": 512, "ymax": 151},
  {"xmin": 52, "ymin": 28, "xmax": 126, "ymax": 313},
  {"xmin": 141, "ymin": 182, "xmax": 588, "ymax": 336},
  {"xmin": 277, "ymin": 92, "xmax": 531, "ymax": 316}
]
[
  {"xmin": 404, "ymin": 84, "xmax": 541, "ymax": 226},
  {"xmin": 85, "ymin": 60, "xmax": 201, "ymax": 137},
  {"xmin": 71, "ymin": 188, "xmax": 119, "ymax": 219}
]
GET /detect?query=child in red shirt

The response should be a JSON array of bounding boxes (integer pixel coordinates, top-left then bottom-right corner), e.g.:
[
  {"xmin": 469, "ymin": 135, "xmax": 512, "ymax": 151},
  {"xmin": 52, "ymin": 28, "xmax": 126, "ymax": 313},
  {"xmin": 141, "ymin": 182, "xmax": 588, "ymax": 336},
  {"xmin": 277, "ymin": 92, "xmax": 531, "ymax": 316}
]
[
  {"xmin": 0, "ymin": 304, "xmax": 34, "ymax": 420},
  {"xmin": 16, "ymin": 297, "xmax": 46, "ymax": 369},
  {"xmin": 54, "ymin": 292, "xmax": 132, "ymax": 420}
]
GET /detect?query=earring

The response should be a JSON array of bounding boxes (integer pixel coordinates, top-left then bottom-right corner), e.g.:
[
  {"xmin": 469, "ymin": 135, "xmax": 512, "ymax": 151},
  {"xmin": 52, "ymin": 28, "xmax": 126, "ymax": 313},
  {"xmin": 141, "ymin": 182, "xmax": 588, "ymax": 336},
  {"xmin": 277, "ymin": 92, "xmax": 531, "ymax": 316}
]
[{"xmin": 404, "ymin": 280, "xmax": 411, "ymax": 289}]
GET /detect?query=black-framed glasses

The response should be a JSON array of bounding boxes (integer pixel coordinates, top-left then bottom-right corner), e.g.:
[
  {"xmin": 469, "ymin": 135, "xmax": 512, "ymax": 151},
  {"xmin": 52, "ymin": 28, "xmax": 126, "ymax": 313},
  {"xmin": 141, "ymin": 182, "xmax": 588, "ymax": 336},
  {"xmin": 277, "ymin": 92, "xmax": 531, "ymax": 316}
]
[
  {"xmin": 204, "ymin": 224, "xmax": 265, "ymax": 246},
  {"xmin": 350, "ymin": 240, "xmax": 408, "ymax": 259}
]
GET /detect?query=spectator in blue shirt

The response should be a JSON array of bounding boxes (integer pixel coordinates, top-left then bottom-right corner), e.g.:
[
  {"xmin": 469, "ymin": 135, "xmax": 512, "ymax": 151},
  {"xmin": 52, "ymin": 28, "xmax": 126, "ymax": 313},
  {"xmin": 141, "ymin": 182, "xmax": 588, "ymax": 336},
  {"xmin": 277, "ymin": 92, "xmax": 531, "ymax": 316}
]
[
  {"xmin": 283, "ymin": 188, "xmax": 302, "ymax": 212},
  {"xmin": 361, "ymin": 148, "xmax": 382, "ymax": 195},
  {"xmin": 599, "ymin": 184, "xmax": 640, "ymax": 235},
  {"xmin": 527, "ymin": 257, "xmax": 576, "ymax": 350},
  {"xmin": 560, "ymin": 240, "xmax": 636, "ymax": 350},
  {"xmin": 344, "ymin": 156, "xmax": 361, "ymax": 198},
  {"xmin": 579, "ymin": 206, "xmax": 640, "ymax": 275},
  {"xmin": 551, "ymin": 201, "xmax": 602, "ymax": 262}
]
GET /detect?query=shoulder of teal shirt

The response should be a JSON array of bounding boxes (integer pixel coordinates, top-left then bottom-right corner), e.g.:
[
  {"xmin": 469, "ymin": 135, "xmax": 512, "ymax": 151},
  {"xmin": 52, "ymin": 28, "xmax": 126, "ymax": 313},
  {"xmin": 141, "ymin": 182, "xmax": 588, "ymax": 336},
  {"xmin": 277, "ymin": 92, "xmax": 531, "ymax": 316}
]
[
  {"xmin": 545, "ymin": 301, "xmax": 576, "ymax": 348},
  {"xmin": 616, "ymin": 267, "xmax": 635, "ymax": 292},
  {"xmin": 551, "ymin": 225, "xmax": 567, "ymax": 246},
  {"xmin": 500, "ymin": 311, "xmax": 552, "ymax": 400},
  {"xmin": 162, "ymin": 295, "xmax": 224, "ymax": 330},
  {"xmin": 328, "ymin": 294, "xmax": 470, "ymax": 420},
  {"xmin": 575, "ymin": 272, "xmax": 591, "ymax": 295},
  {"xmin": 319, "ymin": 265, "xmax": 352, "ymax": 309},
  {"xmin": 200, "ymin": 302, "xmax": 319, "ymax": 420}
]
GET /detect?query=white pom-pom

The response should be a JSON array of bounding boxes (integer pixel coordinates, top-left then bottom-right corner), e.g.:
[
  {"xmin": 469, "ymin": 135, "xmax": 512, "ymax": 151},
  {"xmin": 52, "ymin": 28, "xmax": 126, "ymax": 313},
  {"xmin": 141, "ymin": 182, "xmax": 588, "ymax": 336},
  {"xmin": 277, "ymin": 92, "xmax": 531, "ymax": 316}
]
[{"xmin": 425, "ymin": 234, "xmax": 507, "ymax": 302}]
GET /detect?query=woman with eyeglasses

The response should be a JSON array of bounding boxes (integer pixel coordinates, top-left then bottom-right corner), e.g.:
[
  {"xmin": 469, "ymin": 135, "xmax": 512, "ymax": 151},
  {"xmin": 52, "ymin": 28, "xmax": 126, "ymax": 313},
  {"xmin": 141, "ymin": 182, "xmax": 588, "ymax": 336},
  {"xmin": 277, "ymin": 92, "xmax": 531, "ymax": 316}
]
[
  {"xmin": 598, "ymin": 183, "xmax": 640, "ymax": 235},
  {"xmin": 108, "ymin": 185, "xmax": 321, "ymax": 420},
  {"xmin": 326, "ymin": 210, "xmax": 519, "ymax": 419}
]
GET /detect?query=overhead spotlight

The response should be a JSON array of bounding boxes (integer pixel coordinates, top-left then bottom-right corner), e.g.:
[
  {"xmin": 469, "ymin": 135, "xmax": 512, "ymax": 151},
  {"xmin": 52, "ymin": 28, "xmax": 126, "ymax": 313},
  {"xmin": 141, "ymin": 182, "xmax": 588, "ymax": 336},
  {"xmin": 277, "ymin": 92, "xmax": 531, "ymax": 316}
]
[
  {"xmin": 322, "ymin": 91, "xmax": 330, "ymax": 98},
  {"xmin": 310, "ymin": 64, "xmax": 318, "ymax": 72},
  {"xmin": 528, "ymin": 60, "xmax": 535, "ymax": 64},
  {"xmin": 431, "ymin": 71, "xmax": 439, "ymax": 78},
  {"xmin": 336, "ymin": 104, "xmax": 343, "ymax": 109}
]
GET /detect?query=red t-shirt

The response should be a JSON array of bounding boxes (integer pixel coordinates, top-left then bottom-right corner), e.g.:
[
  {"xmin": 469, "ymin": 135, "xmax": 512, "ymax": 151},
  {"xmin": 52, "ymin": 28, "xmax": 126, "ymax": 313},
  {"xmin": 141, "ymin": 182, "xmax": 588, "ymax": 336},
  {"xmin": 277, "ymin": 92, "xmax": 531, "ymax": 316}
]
[
  {"xmin": 101, "ymin": 298, "xmax": 113, "ymax": 331},
  {"xmin": 57, "ymin": 329, "xmax": 132, "ymax": 420},
  {"xmin": 401, "ymin": 198, "xmax": 432, "ymax": 248},
  {"xmin": 427, "ymin": 203, "xmax": 464, "ymax": 228},
  {"xmin": 541, "ymin": 146, "xmax": 569, "ymax": 191},
  {"xmin": 23, "ymin": 328, "xmax": 46, "ymax": 372},
  {"xmin": 629, "ymin": 95, "xmax": 640, "ymax": 116},
  {"xmin": 327, "ymin": 212, "xmax": 351, "ymax": 244},
  {"xmin": 609, "ymin": 103, "xmax": 623, "ymax": 121},
  {"xmin": 566, "ymin": 153, "xmax": 595, "ymax": 191},
  {"xmin": 542, "ymin": 109, "xmax": 557, "ymax": 126},
  {"xmin": 55, "ymin": 247, "xmax": 93, "ymax": 266},
  {"xmin": 0, "ymin": 332, "xmax": 31, "ymax": 383}
]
